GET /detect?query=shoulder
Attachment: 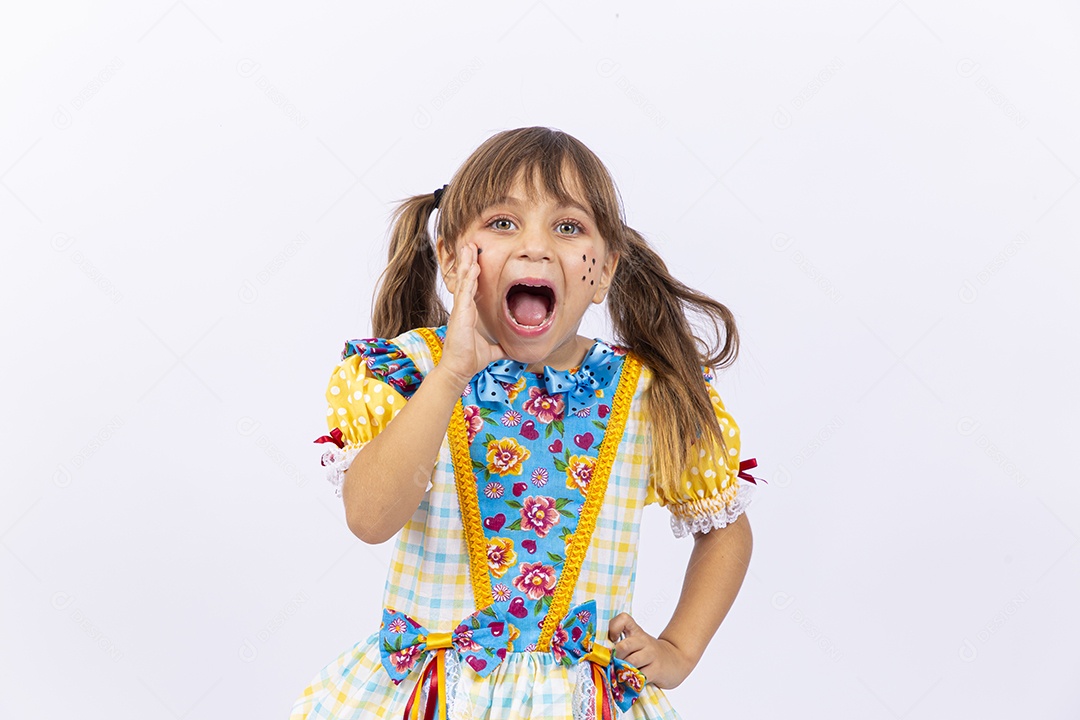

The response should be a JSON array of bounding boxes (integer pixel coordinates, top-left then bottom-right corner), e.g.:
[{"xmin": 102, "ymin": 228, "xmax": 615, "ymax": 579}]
[{"xmin": 634, "ymin": 362, "xmax": 730, "ymax": 439}]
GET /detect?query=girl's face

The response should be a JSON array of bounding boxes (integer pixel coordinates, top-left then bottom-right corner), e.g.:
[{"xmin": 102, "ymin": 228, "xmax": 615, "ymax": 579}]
[{"xmin": 438, "ymin": 170, "xmax": 620, "ymax": 371}]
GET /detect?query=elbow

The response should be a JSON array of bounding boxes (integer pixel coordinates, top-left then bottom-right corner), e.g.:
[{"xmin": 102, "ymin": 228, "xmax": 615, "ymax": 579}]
[
  {"xmin": 348, "ymin": 518, "xmax": 393, "ymax": 545},
  {"xmin": 345, "ymin": 503, "xmax": 395, "ymax": 544}
]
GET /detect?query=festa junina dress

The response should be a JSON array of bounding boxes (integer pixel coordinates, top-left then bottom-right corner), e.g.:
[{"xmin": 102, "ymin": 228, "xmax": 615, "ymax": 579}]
[{"xmin": 292, "ymin": 325, "xmax": 762, "ymax": 720}]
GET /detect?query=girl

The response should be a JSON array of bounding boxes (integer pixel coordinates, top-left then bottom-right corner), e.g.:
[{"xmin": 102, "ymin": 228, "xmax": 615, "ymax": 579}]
[{"xmin": 295, "ymin": 127, "xmax": 764, "ymax": 720}]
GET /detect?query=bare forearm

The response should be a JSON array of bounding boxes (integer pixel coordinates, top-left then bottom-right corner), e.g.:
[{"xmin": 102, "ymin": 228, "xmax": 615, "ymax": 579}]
[
  {"xmin": 343, "ymin": 366, "xmax": 465, "ymax": 543},
  {"xmin": 658, "ymin": 513, "xmax": 753, "ymax": 672}
]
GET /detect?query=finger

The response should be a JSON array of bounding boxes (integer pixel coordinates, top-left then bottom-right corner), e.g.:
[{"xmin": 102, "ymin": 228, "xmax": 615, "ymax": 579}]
[
  {"xmin": 466, "ymin": 244, "xmax": 481, "ymax": 293},
  {"xmin": 453, "ymin": 243, "xmax": 470, "ymax": 297},
  {"xmin": 613, "ymin": 632, "xmax": 647, "ymax": 661},
  {"xmin": 455, "ymin": 244, "xmax": 479, "ymax": 299},
  {"xmin": 608, "ymin": 612, "xmax": 634, "ymax": 643},
  {"xmin": 621, "ymin": 644, "xmax": 652, "ymax": 668},
  {"xmin": 450, "ymin": 246, "xmax": 476, "ymax": 315},
  {"xmin": 448, "ymin": 243, "xmax": 461, "ymax": 298}
]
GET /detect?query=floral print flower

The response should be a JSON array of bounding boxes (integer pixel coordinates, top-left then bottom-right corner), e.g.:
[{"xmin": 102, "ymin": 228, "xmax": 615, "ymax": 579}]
[
  {"xmin": 504, "ymin": 376, "xmax": 527, "ymax": 402},
  {"xmin": 576, "ymin": 609, "xmax": 592, "ymax": 625},
  {"xmin": 573, "ymin": 406, "xmax": 591, "ymax": 418},
  {"xmin": 616, "ymin": 665, "xmax": 646, "ymax": 693},
  {"xmin": 501, "ymin": 409, "xmax": 521, "ymax": 427},
  {"xmin": 485, "ymin": 436, "xmax": 530, "ymax": 476},
  {"xmin": 522, "ymin": 386, "xmax": 564, "ymax": 424},
  {"xmin": 453, "ymin": 628, "xmax": 482, "ymax": 653},
  {"xmin": 387, "ymin": 617, "xmax": 408, "ymax": 634},
  {"xmin": 520, "ymin": 495, "xmax": 560, "ymax": 538},
  {"xmin": 389, "ymin": 644, "xmax": 422, "ymax": 674},
  {"xmin": 551, "ymin": 624, "xmax": 570, "ymax": 664},
  {"xmin": 512, "ymin": 561, "xmax": 557, "ymax": 600},
  {"xmin": 484, "ymin": 481, "xmax": 504, "ymax": 499},
  {"xmin": 505, "ymin": 622, "xmax": 520, "ymax": 651},
  {"xmin": 486, "ymin": 536, "xmax": 518, "ymax": 579},
  {"xmin": 565, "ymin": 454, "xmax": 596, "ymax": 496},
  {"xmin": 530, "ymin": 467, "xmax": 549, "ymax": 487},
  {"xmin": 493, "ymin": 583, "xmax": 512, "ymax": 602},
  {"xmin": 462, "ymin": 404, "xmax": 484, "ymax": 442}
]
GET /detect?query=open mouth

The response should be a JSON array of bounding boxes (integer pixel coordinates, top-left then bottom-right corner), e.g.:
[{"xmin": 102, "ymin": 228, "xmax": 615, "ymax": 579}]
[{"xmin": 505, "ymin": 280, "xmax": 555, "ymax": 330}]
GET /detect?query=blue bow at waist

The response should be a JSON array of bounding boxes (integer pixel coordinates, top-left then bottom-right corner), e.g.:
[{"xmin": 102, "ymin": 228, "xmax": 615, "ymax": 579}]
[{"xmin": 551, "ymin": 599, "xmax": 646, "ymax": 713}]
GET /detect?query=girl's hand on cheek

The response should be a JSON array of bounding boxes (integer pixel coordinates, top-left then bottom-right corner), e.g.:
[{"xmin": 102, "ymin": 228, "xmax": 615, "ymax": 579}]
[
  {"xmin": 441, "ymin": 242, "xmax": 506, "ymax": 388},
  {"xmin": 608, "ymin": 612, "xmax": 693, "ymax": 691}
]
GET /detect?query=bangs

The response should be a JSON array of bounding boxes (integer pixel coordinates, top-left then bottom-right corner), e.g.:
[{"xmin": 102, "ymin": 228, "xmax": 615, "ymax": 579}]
[
  {"xmin": 465, "ymin": 153, "xmax": 591, "ymax": 220},
  {"xmin": 437, "ymin": 128, "xmax": 624, "ymax": 249}
]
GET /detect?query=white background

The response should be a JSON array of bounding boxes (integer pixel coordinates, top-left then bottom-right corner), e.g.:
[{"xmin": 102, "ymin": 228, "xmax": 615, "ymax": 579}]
[{"xmin": 3, "ymin": 1, "xmax": 1079, "ymax": 718}]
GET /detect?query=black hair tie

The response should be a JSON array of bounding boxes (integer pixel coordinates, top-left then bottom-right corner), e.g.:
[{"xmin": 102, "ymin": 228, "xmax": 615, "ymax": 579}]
[{"xmin": 432, "ymin": 184, "xmax": 449, "ymax": 209}]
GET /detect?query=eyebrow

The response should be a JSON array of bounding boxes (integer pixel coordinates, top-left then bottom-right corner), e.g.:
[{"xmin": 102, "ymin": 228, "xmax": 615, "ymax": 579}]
[{"xmin": 489, "ymin": 195, "xmax": 594, "ymax": 218}]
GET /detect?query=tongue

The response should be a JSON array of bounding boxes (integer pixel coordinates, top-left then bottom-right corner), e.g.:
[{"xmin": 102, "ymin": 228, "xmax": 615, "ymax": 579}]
[{"xmin": 508, "ymin": 291, "xmax": 549, "ymax": 326}]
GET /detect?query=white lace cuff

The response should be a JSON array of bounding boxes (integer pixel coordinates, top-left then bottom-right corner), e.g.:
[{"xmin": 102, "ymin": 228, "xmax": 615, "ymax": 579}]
[
  {"xmin": 319, "ymin": 444, "xmax": 363, "ymax": 498},
  {"xmin": 669, "ymin": 481, "xmax": 755, "ymax": 538}
]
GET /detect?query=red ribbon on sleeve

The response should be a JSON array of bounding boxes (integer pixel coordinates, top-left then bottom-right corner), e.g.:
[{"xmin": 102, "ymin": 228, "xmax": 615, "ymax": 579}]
[
  {"xmin": 313, "ymin": 427, "xmax": 345, "ymax": 449},
  {"xmin": 737, "ymin": 457, "xmax": 767, "ymax": 484}
]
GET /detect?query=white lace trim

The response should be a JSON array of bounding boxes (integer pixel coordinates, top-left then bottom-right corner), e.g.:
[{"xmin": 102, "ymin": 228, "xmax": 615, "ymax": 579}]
[
  {"xmin": 670, "ymin": 482, "xmax": 755, "ymax": 538},
  {"xmin": 319, "ymin": 444, "xmax": 362, "ymax": 498},
  {"xmin": 572, "ymin": 659, "xmax": 598, "ymax": 720},
  {"xmin": 444, "ymin": 649, "xmax": 475, "ymax": 720}
]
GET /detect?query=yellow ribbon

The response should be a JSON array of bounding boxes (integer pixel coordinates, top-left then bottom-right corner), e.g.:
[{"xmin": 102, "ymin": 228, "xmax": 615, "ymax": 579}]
[
  {"xmin": 584, "ymin": 643, "xmax": 612, "ymax": 667},
  {"xmin": 425, "ymin": 632, "xmax": 453, "ymax": 650}
]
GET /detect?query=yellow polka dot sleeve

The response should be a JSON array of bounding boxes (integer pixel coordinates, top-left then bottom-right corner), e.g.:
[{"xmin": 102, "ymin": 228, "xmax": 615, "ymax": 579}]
[
  {"xmin": 645, "ymin": 374, "xmax": 755, "ymax": 538},
  {"xmin": 317, "ymin": 353, "xmax": 407, "ymax": 497}
]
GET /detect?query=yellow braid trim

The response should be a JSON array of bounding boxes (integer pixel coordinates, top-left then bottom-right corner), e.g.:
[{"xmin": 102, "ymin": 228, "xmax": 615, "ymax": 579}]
[
  {"xmin": 536, "ymin": 353, "xmax": 642, "ymax": 652},
  {"xmin": 415, "ymin": 327, "xmax": 494, "ymax": 610}
]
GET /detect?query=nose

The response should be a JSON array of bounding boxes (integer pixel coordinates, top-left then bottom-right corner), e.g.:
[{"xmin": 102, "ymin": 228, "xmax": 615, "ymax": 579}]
[{"xmin": 516, "ymin": 223, "xmax": 553, "ymax": 262}]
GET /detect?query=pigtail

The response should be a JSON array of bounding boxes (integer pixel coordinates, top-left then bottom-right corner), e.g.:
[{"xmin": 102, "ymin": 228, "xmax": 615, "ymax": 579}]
[
  {"xmin": 371, "ymin": 193, "xmax": 449, "ymax": 338},
  {"xmin": 607, "ymin": 226, "xmax": 740, "ymax": 497}
]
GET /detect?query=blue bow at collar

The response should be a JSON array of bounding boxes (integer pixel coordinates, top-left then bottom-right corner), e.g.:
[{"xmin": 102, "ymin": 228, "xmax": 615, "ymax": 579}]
[{"xmin": 473, "ymin": 341, "xmax": 620, "ymax": 415}]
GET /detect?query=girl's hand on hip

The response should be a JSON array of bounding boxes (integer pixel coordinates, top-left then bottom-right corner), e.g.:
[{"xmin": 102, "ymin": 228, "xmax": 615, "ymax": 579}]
[
  {"xmin": 439, "ymin": 242, "xmax": 506, "ymax": 388},
  {"xmin": 608, "ymin": 612, "xmax": 693, "ymax": 690}
]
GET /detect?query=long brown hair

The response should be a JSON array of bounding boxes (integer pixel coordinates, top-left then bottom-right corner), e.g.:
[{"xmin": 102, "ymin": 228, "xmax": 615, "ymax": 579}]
[{"xmin": 371, "ymin": 127, "xmax": 739, "ymax": 497}]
